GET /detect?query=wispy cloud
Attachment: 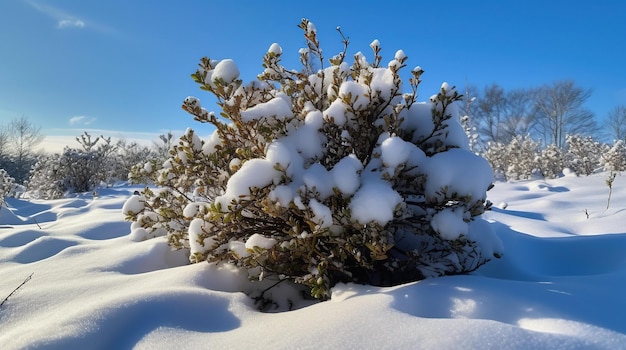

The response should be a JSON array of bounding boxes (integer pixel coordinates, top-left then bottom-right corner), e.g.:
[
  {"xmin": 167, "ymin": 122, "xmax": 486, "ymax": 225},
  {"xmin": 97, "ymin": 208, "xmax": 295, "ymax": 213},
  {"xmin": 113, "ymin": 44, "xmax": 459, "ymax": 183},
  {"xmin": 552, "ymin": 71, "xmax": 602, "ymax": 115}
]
[
  {"xmin": 58, "ymin": 19, "xmax": 85, "ymax": 29},
  {"xmin": 26, "ymin": 0, "xmax": 85, "ymax": 30},
  {"xmin": 26, "ymin": 0, "xmax": 116, "ymax": 34},
  {"xmin": 69, "ymin": 116, "xmax": 96, "ymax": 126}
]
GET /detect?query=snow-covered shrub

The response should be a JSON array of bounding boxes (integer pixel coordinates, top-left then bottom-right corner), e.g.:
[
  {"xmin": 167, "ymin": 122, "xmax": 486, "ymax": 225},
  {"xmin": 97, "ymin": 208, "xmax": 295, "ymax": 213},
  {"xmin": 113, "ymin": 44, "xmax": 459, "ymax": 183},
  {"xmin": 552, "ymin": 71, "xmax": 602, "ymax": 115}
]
[
  {"xmin": 26, "ymin": 132, "xmax": 126, "ymax": 198},
  {"xmin": 60, "ymin": 147, "xmax": 104, "ymax": 193},
  {"xmin": 483, "ymin": 141, "xmax": 509, "ymax": 180},
  {"xmin": 127, "ymin": 134, "xmax": 174, "ymax": 185},
  {"xmin": 538, "ymin": 144, "xmax": 564, "ymax": 179},
  {"xmin": 600, "ymin": 140, "xmax": 626, "ymax": 172},
  {"xmin": 0, "ymin": 169, "xmax": 16, "ymax": 203},
  {"xmin": 504, "ymin": 135, "xmax": 540, "ymax": 180},
  {"xmin": 25, "ymin": 154, "xmax": 65, "ymax": 199},
  {"xmin": 126, "ymin": 19, "xmax": 502, "ymax": 300},
  {"xmin": 565, "ymin": 135, "xmax": 604, "ymax": 176}
]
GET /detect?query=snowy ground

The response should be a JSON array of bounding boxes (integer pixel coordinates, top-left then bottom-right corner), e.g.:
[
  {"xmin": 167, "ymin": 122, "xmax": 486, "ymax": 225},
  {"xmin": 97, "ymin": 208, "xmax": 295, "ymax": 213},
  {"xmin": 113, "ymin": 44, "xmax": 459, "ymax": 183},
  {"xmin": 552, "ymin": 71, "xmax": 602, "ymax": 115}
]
[{"xmin": 1, "ymin": 172, "xmax": 626, "ymax": 349}]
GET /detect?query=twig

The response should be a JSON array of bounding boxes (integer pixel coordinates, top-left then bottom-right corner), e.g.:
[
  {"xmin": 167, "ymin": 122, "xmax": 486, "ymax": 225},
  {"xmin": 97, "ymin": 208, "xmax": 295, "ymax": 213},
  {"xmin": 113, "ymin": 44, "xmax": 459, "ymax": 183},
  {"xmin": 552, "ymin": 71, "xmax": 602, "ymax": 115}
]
[
  {"xmin": 0, "ymin": 273, "xmax": 34, "ymax": 308},
  {"xmin": 606, "ymin": 171, "xmax": 616, "ymax": 210},
  {"xmin": 32, "ymin": 217, "xmax": 42, "ymax": 230}
]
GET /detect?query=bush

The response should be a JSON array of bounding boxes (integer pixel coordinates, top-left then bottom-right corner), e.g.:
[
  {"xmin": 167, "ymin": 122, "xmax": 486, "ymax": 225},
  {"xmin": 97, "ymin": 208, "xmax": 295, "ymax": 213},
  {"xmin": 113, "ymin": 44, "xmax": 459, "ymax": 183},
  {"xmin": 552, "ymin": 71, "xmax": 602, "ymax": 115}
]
[
  {"xmin": 483, "ymin": 141, "xmax": 509, "ymax": 180},
  {"xmin": 504, "ymin": 135, "xmax": 540, "ymax": 180},
  {"xmin": 0, "ymin": 169, "xmax": 16, "ymax": 203},
  {"xmin": 565, "ymin": 135, "xmax": 604, "ymax": 176},
  {"xmin": 25, "ymin": 154, "xmax": 65, "ymax": 199},
  {"xmin": 126, "ymin": 19, "xmax": 502, "ymax": 300},
  {"xmin": 538, "ymin": 144, "xmax": 564, "ymax": 179},
  {"xmin": 600, "ymin": 140, "xmax": 626, "ymax": 172},
  {"xmin": 27, "ymin": 132, "xmax": 127, "ymax": 199}
]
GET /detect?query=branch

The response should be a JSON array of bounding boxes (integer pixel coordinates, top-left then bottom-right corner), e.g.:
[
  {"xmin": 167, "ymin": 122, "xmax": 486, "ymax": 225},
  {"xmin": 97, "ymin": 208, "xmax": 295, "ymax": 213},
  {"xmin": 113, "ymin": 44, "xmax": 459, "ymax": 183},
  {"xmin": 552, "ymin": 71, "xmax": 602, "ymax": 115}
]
[{"xmin": 1, "ymin": 273, "xmax": 33, "ymax": 309}]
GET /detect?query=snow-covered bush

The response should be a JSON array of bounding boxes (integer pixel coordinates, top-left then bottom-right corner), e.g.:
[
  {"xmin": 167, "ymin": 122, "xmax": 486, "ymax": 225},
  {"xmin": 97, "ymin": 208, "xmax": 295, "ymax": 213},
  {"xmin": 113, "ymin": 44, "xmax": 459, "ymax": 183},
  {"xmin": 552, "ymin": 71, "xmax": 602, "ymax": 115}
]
[
  {"xmin": 25, "ymin": 154, "xmax": 65, "ymax": 199},
  {"xmin": 504, "ymin": 135, "xmax": 540, "ymax": 180},
  {"xmin": 600, "ymin": 140, "xmax": 626, "ymax": 172},
  {"xmin": 126, "ymin": 19, "xmax": 502, "ymax": 300},
  {"xmin": 0, "ymin": 169, "xmax": 16, "ymax": 203},
  {"xmin": 483, "ymin": 141, "xmax": 509, "ymax": 180},
  {"xmin": 60, "ymin": 148, "xmax": 104, "ymax": 193},
  {"xmin": 565, "ymin": 135, "xmax": 604, "ymax": 176},
  {"xmin": 538, "ymin": 144, "xmax": 564, "ymax": 179},
  {"xmin": 26, "ymin": 132, "xmax": 128, "ymax": 199}
]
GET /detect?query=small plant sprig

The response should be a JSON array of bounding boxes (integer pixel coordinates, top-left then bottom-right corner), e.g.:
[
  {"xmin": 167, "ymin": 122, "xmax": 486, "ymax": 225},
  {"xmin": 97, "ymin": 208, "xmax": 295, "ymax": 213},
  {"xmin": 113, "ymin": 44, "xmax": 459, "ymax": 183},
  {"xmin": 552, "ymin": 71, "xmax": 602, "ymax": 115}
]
[
  {"xmin": 606, "ymin": 171, "xmax": 617, "ymax": 210},
  {"xmin": 0, "ymin": 273, "xmax": 33, "ymax": 309}
]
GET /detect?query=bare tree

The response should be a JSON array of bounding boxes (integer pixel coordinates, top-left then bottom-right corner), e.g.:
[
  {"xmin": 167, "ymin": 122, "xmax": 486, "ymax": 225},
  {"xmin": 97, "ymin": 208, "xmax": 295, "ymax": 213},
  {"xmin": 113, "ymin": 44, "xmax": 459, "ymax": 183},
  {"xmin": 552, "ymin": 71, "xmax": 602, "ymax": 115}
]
[
  {"xmin": 0, "ymin": 124, "xmax": 9, "ymax": 160},
  {"xmin": 473, "ymin": 83, "xmax": 507, "ymax": 144},
  {"xmin": 8, "ymin": 116, "xmax": 44, "ymax": 183},
  {"xmin": 534, "ymin": 80, "xmax": 598, "ymax": 148},
  {"xmin": 604, "ymin": 105, "xmax": 626, "ymax": 142},
  {"xmin": 502, "ymin": 88, "xmax": 540, "ymax": 139},
  {"xmin": 472, "ymin": 84, "xmax": 538, "ymax": 147}
]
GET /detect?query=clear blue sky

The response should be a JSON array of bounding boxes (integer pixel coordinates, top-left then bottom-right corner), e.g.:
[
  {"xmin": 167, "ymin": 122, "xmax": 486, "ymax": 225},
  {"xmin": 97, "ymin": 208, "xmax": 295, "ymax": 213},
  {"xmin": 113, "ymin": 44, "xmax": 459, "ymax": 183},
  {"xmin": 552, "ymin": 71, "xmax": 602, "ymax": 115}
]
[{"xmin": 1, "ymin": 0, "xmax": 625, "ymax": 150}]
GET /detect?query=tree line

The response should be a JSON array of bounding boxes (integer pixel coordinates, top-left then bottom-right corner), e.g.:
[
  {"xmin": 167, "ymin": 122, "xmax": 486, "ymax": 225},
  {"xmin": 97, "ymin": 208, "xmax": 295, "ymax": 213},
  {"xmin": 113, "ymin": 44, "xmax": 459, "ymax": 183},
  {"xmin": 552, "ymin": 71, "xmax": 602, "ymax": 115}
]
[
  {"xmin": 0, "ymin": 115, "xmax": 176, "ymax": 199},
  {"xmin": 464, "ymin": 79, "xmax": 626, "ymax": 150}
]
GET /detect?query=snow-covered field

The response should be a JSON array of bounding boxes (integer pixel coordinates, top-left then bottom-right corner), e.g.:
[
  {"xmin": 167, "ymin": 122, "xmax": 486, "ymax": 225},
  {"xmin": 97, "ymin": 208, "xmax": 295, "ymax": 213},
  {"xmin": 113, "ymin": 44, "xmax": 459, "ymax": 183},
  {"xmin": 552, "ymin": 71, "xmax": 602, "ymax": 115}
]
[{"xmin": 1, "ymin": 172, "xmax": 626, "ymax": 349}]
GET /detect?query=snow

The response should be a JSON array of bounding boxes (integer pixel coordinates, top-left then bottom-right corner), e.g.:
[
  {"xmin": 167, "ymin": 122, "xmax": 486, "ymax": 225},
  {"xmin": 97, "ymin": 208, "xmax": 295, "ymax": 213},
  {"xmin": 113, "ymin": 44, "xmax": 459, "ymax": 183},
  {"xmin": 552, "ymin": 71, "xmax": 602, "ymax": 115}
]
[
  {"xmin": 211, "ymin": 59, "xmax": 240, "ymax": 85},
  {"xmin": 349, "ymin": 172, "xmax": 402, "ymax": 226},
  {"xmin": 330, "ymin": 154, "xmax": 362, "ymax": 196},
  {"xmin": 245, "ymin": 233, "xmax": 277, "ymax": 250},
  {"xmin": 380, "ymin": 135, "xmax": 413, "ymax": 169},
  {"xmin": 424, "ymin": 148, "xmax": 494, "ymax": 203},
  {"xmin": 338, "ymin": 80, "xmax": 370, "ymax": 110},
  {"xmin": 240, "ymin": 93, "xmax": 293, "ymax": 123},
  {"xmin": 121, "ymin": 194, "xmax": 144, "ymax": 215},
  {"xmin": 308, "ymin": 198, "xmax": 333, "ymax": 229},
  {"xmin": 268, "ymin": 43, "xmax": 282, "ymax": 55},
  {"xmin": 430, "ymin": 207, "xmax": 467, "ymax": 240},
  {"xmin": 188, "ymin": 218, "xmax": 214, "ymax": 257},
  {"xmin": 215, "ymin": 158, "xmax": 280, "ymax": 208},
  {"xmin": 2, "ymin": 175, "xmax": 626, "ymax": 348}
]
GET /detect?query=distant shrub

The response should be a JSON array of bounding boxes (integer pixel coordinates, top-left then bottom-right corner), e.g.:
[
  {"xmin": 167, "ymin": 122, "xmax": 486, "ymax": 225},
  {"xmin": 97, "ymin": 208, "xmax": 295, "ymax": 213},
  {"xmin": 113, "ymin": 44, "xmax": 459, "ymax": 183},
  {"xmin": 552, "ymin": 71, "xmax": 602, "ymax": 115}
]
[
  {"xmin": 538, "ymin": 144, "xmax": 564, "ymax": 179},
  {"xmin": 505, "ymin": 135, "xmax": 540, "ymax": 180},
  {"xmin": 25, "ymin": 154, "xmax": 65, "ymax": 199},
  {"xmin": 600, "ymin": 140, "xmax": 626, "ymax": 172},
  {"xmin": 125, "ymin": 19, "xmax": 502, "ymax": 300},
  {"xmin": 565, "ymin": 134, "xmax": 604, "ymax": 176},
  {"xmin": 0, "ymin": 169, "xmax": 16, "ymax": 203},
  {"xmin": 483, "ymin": 141, "xmax": 509, "ymax": 180}
]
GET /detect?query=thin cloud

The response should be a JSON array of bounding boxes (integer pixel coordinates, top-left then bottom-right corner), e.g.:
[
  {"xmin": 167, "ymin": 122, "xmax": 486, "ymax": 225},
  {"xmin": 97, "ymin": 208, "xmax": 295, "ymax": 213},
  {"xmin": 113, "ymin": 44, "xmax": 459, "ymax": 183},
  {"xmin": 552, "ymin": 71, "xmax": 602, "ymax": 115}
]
[
  {"xmin": 69, "ymin": 116, "xmax": 96, "ymax": 126},
  {"xmin": 26, "ymin": 0, "xmax": 85, "ymax": 29},
  {"xmin": 58, "ymin": 19, "xmax": 85, "ymax": 29},
  {"xmin": 26, "ymin": 0, "xmax": 116, "ymax": 34}
]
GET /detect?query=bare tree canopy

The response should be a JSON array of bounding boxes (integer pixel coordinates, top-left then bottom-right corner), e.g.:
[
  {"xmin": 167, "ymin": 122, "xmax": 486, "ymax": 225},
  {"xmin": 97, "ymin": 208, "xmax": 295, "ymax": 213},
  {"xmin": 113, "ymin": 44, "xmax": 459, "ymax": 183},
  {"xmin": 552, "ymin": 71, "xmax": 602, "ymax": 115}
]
[
  {"xmin": 604, "ymin": 105, "xmax": 626, "ymax": 142},
  {"xmin": 0, "ymin": 125, "xmax": 9, "ymax": 159},
  {"xmin": 534, "ymin": 80, "xmax": 598, "ymax": 148},
  {"xmin": 470, "ymin": 83, "xmax": 538, "ymax": 147},
  {"xmin": 7, "ymin": 115, "xmax": 44, "ymax": 183}
]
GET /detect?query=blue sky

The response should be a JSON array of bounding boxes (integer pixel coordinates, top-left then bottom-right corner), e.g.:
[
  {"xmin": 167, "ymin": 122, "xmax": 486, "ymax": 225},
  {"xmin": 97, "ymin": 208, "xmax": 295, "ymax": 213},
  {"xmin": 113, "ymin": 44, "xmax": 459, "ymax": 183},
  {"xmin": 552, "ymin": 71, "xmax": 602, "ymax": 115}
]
[{"xmin": 1, "ymin": 0, "xmax": 625, "ymax": 151}]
